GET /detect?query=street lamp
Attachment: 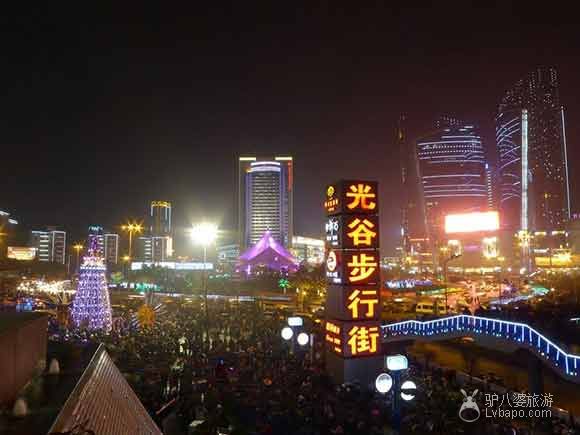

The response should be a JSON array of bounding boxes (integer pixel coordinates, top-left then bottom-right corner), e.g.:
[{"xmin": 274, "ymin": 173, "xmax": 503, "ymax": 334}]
[
  {"xmin": 190, "ymin": 222, "xmax": 218, "ymax": 349},
  {"xmin": 121, "ymin": 222, "xmax": 143, "ymax": 260},
  {"xmin": 72, "ymin": 243, "xmax": 84, "ymax": 272},
  {"xmin": 443, "ymin": 253, "xmax": 461, "ymax": 315}
]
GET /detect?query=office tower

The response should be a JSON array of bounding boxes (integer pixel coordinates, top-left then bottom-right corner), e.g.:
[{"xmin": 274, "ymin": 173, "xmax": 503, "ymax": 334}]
[
  {"xmin": 150, "ymin": 201, "xmax": 171, "ymax": 235},
  {"xmin": 104, "ymin": 233, "xmax": 119, "ymax": 264},
  {"xmin": 416, "ymin": 119, "xmax": 487, "ymax": 240},
  {"xmin": 237, "ymin": 156, "xmax": 293, "ymax": 249},
  {"xmin": 485, "ymin": 163, "xmax": 498, "ymax": 211},
  {"xmin": 149, "ymin": 201, "xmax": 172, "ymax": 261},
  {"xmin": 87, "ymin": 225, "xmax": 105, "ymax": 256},
  {"xmin": 135, "ymin": 236, "xmax": 153, "ymax": 262},
  {"xmin": 30, "ymin": 228, "xmax": 66, "ymax": 264},
  {"xmin": 496, "ymin": 67, "xmax": 570, "ymax": 231},
  {"xmin": 397, "ymin": 115, "xmax": 426, "ymax": 256}
]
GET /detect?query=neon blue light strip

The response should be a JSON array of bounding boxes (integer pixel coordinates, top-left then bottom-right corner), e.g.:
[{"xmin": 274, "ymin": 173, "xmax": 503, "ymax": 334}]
[{"xmin": 382, "ymin": 315, "xmax": 580, "ymax": 378}]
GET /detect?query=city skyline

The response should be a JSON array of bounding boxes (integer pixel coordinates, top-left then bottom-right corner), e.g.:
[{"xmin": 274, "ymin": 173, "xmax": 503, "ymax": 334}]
[{"xmin": 1, "ymin": 5, "xmax": 579, "ymax": 254}]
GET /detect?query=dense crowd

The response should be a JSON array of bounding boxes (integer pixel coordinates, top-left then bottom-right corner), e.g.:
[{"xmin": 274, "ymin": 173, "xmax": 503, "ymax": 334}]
[{"xmin": 48, "ymin": 300, "xmax": 580, "ymax": 434}]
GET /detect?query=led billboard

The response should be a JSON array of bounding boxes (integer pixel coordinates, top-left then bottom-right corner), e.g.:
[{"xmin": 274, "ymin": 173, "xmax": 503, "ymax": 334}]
[{"xmin": 444, "ymin": 211, "xmax": 499, "ymax": 234}]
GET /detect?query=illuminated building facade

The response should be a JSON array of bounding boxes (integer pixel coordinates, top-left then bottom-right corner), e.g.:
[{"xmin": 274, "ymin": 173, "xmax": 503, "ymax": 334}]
[
  {"xmin": 30, "ymin": 228, "xmax": 66, "ymax": 264},
  {"xmin": 397, "ymin": 114, "xmax": 425, "ymax": 257},
  {"xmin": 291, "ymin": 235, "xmax": 325, "ymax": 265},
  {"xmin": 104, "ymin": 233, "xmax": 119, "ymax": 265},
  {"xmin": 149, "ymin": 201, "xmax": 172, "ymax": 262},
  {"xmin": 87, "ymin": 226, "xmax": 119, "ymax": 265},
  {"xmin": 238, "ymin": 156, "xmax": 293, "ymax": 249},
  {"xmin": 416, "ymin": 119, "xmax": 487, "ymax": 247},
  {"xmin": 496, "ymin": 67, "xmax": 570, "ymax": 231},
  {"xmin": 0, "ymin": 210, "xmax": 19, "ymax": 259},
  {"xmin": 150, "ymin": 201, "xmax": 171, "ymax": 235}
]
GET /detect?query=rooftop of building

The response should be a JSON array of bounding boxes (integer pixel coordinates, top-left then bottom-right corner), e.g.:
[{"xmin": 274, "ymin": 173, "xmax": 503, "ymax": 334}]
[
  {"xmin": 0, "ymin": 341, "xmax": 162, "ymax": 435},
  {"xmin": 0, "ymin": 311, "xmax": 47, "ymax": 336}
]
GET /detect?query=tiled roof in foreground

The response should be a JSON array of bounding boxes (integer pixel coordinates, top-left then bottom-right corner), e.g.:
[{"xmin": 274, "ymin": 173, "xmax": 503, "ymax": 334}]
[{"xmin": 48, "ymin": 344, "xmax": 162, "ymax": 435}]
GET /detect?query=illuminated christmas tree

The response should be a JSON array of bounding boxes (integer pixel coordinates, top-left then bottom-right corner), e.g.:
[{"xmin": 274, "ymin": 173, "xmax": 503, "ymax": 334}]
[{"xmin": 71, "ymin": 237, "xmax": 112, "ymax": 332}]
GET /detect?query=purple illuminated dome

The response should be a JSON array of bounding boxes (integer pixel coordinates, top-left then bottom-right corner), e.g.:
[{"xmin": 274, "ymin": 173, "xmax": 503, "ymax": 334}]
[{"xmin": 237, "ymin": 231, "xmax": 299, "ymax": 275}]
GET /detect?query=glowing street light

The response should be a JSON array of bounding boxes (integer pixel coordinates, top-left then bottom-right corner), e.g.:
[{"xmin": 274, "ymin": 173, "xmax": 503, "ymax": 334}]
[
  {"xmin": 281, "ymin": 326, "xmax": 293, "ymax": 341},
  {"xmin": 121, "ymin": 222, "xmax": 143, "ymax": 260},
  {"xmin": 72, "ymin": 243, "xmax": 84, "ymax": 271},
  {"xmin": 297, "ymin": 332, "xmax": 309, "ymax": 346},
  {"xmin": 375, "ymin": 373, "xmax": 393, "ymax": 394},
  {"xmin": 190, "ymin": 222, "xmax": 218, "ymax": 349}
]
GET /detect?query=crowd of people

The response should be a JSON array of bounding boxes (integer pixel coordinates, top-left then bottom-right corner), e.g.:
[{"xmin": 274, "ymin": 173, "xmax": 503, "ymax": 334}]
[{"xmin": 47, "ymin": 299, "xmax": 580, "ymax": 434}]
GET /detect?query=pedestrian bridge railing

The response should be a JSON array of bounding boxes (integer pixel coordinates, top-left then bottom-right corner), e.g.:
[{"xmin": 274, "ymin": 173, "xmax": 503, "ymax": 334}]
[{"xmin": 382, "ymin": 315, "xmax": 580, "ymax": 381}]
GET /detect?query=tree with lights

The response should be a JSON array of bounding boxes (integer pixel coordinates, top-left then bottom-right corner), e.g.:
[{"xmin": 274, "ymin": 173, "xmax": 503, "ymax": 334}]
[{"xmin": 71, "ymin": 238, "xmax": 112, "ymax": 332}]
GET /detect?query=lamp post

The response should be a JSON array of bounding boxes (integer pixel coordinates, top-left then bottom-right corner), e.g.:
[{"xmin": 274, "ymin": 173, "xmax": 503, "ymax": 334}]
[
  {"xmin": 121, "ymin": 222, "xmax": 143, "ymax": 260},
  {"xmin": 190, "ymin": 222, "xmax": 218, "ymax": 350},
  {"xmin": 72, "ymin": 243, "xmax": 84, "ymax": 272},
  {"xmin": 443, "ymin": 253, "xmax": 461, "ymax": 315}
]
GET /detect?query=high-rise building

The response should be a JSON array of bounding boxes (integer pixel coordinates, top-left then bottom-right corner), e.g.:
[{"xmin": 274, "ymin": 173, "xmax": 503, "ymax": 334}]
[
  {"xmin": 149, "ymin": 201, "xmax": 172, "ymax": 261},
  {"xmin": 485, "ymin": 163, "xmax": 498, "ymax": 211},
  {"xmin": 496, "ymin": 67, "xmax": 570, "ymax": 231},
  {"xmin": 397, "ymin": 115, "xmax": 426, "ymax": 256},
  {"xmin": 104, "ymin": 233, "xmax": 119, "ymax": 265},
  {"xmin": 135, "ymin": 236, "xmax": 153, "ymax": 262},
  {"xmin": 88, "ymin": 225, "xmax": 105, "ymax": 256},
  {"xmin": 237, "ymin": 156, "xmax": 293, "ymax": 249},
  {"xmin": 150, "ymin": 201, "xmax": 171, "ymax": 235},
  {"xmin": 30, "ymin": 228, "xmax": 66, "ymax": 264},
  {"xmin": 416, "ymin": 119, "xmax": 487, "ymax": 240}
]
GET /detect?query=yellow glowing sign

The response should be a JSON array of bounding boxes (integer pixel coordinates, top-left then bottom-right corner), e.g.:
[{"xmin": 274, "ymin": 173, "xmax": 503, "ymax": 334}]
[
  {"xmin": 346, "ymin": 218, "xmax": 377, "ymax": 247},
  {"xmin": 346, "ymin": 183, "xmax": 377, "ymax": 211},
  {"xmin": 347, "ymin": 289, "xmax": 379, "ymax": 319},
  {"xmin": 347, "ymin": 325, "xmax": 380, "ymax": 355},
  {"xmin": 347, "ymin": 253, "xmax": 378, "ymax": 283},
  {"xmin": 325, "ymin": 321, "xmax": 343, "ymax": 353}
]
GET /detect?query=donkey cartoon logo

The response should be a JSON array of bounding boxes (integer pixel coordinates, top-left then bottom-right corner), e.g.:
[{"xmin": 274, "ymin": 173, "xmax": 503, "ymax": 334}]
[{"xmin": 459, "ymin": 389, "xmax": 480, "ymax": 422}]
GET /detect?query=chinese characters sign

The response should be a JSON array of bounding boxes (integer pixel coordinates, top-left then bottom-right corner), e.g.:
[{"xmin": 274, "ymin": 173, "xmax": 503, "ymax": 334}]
[
  {"xmin": 326, "ymin": 285, "xmax": 380, "ymax": 321},
  {"xmin": 324, "ymin": 319, "xmax": 381, "ymax": 357},
  {"xmin": 325, "ymin": 250, "xmax": 380, "ymax": 286},
  {"xmin": 324, "ymin": 181, "xmax": 379, "ymax": 216},
  {"xmin": 325, "ymin": 215, "xmax": 379, "ymax": 249},
  {"xmin": 324, "ymin": 179, "xmax": 381, "ymax": 360}
]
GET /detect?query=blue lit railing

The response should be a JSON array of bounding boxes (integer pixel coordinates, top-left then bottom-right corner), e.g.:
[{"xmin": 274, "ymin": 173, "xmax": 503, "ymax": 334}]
[{"xmin": 382, "ymin": 315, "xmax": 580, "ymax": 380}]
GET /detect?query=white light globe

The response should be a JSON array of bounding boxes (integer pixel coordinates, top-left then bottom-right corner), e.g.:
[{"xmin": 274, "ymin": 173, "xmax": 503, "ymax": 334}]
[
  {"xmin": 375, "ymin": 373, "xmax": 393, "ymax": 394},
  {"xmin": 281, "ymin": 327, "xmax": 293, "ymax": 341},
  {"xmin": 297, "ymin": 332, "xmax": 309, "ymax": 346},
  {"xmin": 400, "ymin": 380, "xmax": 417, "ymax": 401}
]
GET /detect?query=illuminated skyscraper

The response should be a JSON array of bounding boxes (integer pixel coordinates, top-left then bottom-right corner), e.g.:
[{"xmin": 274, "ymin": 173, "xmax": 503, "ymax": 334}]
[
  {"xmin": 496, "ymin": 67, "xmax": 570, "ymax": 231},
  {"xmin": 397, "ymin": 115, "xmax": 425, "ymax": 256},
  {"xmin": 30, "ymin": 228, "xmax": 66, "ymax": 264},
  {"xmin": 416, "ymin": 119, "xmax": 487, "ymax": 239},
  {"xmin": 149, "ymin": 201, "xmax": 172, "ymax": 261},
  {"xmin": 238, "ymin": 156, "xmax": 293, "ymax": 249},
  {"xmin": 150, "ymin": 201, "xmax": 171, "ymax": 235}
]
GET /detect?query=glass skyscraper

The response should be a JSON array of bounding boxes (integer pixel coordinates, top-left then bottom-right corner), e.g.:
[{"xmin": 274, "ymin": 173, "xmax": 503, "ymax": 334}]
[
  {"xmin": 496, "ymin": 67, "xmax": 570, "ymax": 231},
  {"xmin": 238, "ymin": 156, "xmax": 293, "ymax": 249},
  {"xmin": 417, "ymin": 119, "xmax": 487, "ymax": 237}
]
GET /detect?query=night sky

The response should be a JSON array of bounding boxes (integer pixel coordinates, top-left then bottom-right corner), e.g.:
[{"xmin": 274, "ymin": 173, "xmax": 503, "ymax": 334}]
[{"xmin": 2, "ymin": 4, "xmax": 579, "ymax": 255}]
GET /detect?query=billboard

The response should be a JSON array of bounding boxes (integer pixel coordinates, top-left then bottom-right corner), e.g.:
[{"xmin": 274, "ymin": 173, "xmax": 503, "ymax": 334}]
[
  {"xmin": 444, "ymin": 211, "xmax": 499, "ymax": 234},
  {"xmin": 7, "ymin": 247, "xmax": 36, "ymax": 261}
]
